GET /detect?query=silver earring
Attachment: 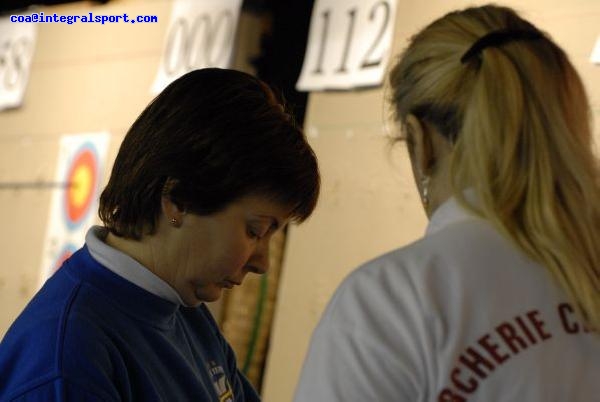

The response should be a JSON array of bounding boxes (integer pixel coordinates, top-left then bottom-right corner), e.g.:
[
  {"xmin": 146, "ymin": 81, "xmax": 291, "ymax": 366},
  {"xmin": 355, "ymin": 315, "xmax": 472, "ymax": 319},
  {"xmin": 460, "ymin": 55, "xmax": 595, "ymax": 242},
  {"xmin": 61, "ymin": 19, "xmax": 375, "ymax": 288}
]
[
  {"xmin": 170, "ymin": 218, "xmax": 179, "ymax": 227},
  {"xmin": 420, "ymin": 175, "xmax": 430, "ymax": 208}
]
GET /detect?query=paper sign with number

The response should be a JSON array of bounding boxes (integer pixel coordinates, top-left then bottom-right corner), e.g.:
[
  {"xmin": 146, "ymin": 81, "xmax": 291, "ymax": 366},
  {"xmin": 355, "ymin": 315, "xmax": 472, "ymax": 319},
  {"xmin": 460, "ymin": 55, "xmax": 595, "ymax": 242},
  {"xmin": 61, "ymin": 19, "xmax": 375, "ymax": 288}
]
[
  {"xmin": 151, "ymin": 0, "xmax": 242, "ymax": 94},
  {"xmin": 591, "ymin": 36, "xmax": 600, "ymax": 64},
  {"xmin": 0, "ymin": 16, "xmax": 37, "ymax": 111},
  {"xmin": 297, "ymin": 0, "xmax": 397, "ymax": 91}
]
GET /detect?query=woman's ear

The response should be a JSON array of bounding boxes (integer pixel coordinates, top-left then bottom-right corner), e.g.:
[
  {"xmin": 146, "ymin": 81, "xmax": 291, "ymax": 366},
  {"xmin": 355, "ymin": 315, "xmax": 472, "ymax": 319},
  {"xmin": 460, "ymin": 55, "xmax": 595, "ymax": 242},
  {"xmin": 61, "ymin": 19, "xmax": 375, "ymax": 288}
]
[
  {"xmin": 161, "ymin": 195, "xmax": 185, "ymax": 218},
  {"xmin": 405, "ymin": 114, "xmax": 435, "ymax": 175},
  {"xmin": 161, "ymin": 178, "xmax": 186, "ymax": 223}
]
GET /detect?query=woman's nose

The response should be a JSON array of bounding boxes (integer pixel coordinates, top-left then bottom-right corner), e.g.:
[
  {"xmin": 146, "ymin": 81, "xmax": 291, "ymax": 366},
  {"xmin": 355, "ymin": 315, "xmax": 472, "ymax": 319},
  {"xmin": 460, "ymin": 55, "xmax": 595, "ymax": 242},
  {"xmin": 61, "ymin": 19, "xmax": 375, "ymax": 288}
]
[{"xmin": 248, "ymin": 239, "xmax": 270, "ymax": 274}]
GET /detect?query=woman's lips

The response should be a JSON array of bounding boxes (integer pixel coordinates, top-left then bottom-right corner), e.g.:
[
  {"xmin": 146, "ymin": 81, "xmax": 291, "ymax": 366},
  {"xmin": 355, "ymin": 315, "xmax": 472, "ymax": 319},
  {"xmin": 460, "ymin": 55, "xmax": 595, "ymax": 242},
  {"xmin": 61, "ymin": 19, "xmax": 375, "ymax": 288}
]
[{"xmin": 221, "ymin": 280, "xmax": 241, "ymax": 289}]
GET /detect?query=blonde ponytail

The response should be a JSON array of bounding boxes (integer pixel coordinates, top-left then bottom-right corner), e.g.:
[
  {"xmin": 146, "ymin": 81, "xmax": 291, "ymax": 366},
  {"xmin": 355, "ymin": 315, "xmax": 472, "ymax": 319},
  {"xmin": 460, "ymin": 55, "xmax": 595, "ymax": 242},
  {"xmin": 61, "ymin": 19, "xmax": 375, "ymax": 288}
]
[{"xmin": 390, "ymin": 5, "xmax": 600, "ymax": 330}]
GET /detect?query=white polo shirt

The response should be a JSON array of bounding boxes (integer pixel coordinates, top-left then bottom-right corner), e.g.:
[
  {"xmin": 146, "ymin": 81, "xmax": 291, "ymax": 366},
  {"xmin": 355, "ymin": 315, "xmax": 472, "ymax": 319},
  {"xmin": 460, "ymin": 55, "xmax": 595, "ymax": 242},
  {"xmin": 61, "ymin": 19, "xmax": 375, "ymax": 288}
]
[{"xmin": 294, "ymin": 196, "xmax": 600, "ymax": 401}]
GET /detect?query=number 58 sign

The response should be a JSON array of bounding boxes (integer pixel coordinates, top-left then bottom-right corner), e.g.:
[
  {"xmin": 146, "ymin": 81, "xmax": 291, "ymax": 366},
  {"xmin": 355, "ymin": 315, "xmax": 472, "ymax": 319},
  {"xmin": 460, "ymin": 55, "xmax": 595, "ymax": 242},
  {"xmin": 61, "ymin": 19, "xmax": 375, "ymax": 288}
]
[
  {"xmin": 0, "ymin": 17, "xmax": 36, "ymax": 111},
  {"xmin": 152, "ymin": 0, "xmax": 242, "ymax": 94},
  {"xmin": 297, "ymin": 0, "xmax": 397, "ymax": 91}
]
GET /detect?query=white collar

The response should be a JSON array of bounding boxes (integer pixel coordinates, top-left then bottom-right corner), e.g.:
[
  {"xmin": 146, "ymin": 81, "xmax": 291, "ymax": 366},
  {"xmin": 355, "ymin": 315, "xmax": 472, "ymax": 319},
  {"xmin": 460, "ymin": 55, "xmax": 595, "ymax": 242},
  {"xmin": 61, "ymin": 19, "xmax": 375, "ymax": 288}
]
[
  {"xmin": 425, "ymin": 191, "xmax": 480, "ymax": 237},
  {"xmin": 85, "ymin": 226, "xmax": 187, "ymax": 306}
]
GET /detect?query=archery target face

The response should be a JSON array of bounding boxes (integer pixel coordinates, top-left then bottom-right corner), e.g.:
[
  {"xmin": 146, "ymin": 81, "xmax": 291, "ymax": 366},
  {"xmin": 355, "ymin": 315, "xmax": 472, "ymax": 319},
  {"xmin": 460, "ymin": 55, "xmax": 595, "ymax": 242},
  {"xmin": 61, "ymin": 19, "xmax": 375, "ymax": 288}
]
[{"xmin": 39, "ymin": 132, "xmax": 109, "ymax": 284}]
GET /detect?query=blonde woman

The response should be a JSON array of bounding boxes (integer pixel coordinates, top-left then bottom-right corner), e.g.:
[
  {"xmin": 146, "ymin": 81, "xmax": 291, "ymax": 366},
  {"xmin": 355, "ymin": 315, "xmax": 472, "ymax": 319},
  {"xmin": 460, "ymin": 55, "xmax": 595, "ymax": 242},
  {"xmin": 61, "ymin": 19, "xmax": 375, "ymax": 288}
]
[{"xmin": 295, "ymin": 5, "xmax": 600, "ymax": 401}]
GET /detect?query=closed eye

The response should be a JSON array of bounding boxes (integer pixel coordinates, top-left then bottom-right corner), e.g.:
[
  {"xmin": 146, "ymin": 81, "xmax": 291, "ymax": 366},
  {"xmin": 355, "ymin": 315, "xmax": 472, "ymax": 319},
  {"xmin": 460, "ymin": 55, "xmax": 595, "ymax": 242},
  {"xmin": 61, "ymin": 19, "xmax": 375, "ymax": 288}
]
[{"xmin": 247, "ymin": 227, "xmax": 263, "ymax": 240}]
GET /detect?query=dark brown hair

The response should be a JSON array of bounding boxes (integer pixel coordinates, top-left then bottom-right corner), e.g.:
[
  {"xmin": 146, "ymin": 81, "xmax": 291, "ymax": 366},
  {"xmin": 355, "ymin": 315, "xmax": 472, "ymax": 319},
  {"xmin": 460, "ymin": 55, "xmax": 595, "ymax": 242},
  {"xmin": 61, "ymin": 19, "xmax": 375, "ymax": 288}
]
[{"xmin": 99, "ymin": 68, "xmax": 320, "ymax": 239}]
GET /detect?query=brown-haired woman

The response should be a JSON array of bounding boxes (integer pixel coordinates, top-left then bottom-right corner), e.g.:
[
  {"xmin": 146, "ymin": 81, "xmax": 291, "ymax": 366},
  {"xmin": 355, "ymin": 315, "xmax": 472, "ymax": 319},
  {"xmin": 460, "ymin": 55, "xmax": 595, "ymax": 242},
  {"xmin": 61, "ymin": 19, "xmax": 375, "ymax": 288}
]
[
  {"xmin": 0, "ymin": 68, "xmax": 320, "ymax": 401},
  {"xmin": 295, "ymin": 5, "xmax": 599, "ymax": 401}
]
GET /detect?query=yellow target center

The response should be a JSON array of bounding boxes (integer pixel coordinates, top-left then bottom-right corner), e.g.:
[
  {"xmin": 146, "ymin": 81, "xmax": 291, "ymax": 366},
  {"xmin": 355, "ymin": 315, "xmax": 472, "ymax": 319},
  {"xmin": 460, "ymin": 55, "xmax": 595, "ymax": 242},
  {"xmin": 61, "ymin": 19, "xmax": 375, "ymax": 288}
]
[{"xmin": 70, "ymin": 164, "xmax": 93, "ymax": 207}]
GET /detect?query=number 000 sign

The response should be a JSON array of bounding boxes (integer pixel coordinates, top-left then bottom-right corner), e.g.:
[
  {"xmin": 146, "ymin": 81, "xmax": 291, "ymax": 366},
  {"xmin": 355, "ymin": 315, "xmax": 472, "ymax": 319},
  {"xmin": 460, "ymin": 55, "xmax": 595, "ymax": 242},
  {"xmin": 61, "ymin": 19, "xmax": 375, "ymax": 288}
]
[
  {"xmin": 163, "ymin": 12, "xmax": 234, "ymax": 75},
  {"xmin": 151, "ymin": 0, "xmax": 242, "ymax": 94}
]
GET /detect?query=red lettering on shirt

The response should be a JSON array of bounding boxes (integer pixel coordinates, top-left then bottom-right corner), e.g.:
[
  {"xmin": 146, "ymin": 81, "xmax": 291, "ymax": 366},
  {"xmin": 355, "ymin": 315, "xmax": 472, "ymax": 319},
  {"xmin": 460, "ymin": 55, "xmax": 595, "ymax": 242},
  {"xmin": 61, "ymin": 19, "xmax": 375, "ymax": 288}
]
[
  {"xmin": 496, "ymin": 321, "xmax": 528, "ymax": 354},
  {"xmin": 438, "ymin": 388, "xmax": 467, "ymax": 402},
  {"xmin": 558, "ymin": 303, "xmax": 579, "ymax": 334},
  {"xmin": 478, "ymin": 334, "xmax": 509, "ymax": 365},
  {"xmin": 438, "ymin": 307, "xmax": 561, "ymax": 401},
  {"xmin": 527, "ymin": 310, "xmax": 552, "ymax": 340},
  {"xmin": 450, "ymin": 367, "xmax": 478, "ymax": 394},
  {"xmin": 557, "ymin": 303, "xmax": 595, "ymax": 333},
  {"xmin": 515, "ymin": 316, "xmax": 538, "ymax": 345},
  {"xmin": 459, "ymin": 347, "xmax": 495, "ymax": 379},
  {"xmin": 451, "ymin": 367, "xmax": 478, "ymax": 393}
]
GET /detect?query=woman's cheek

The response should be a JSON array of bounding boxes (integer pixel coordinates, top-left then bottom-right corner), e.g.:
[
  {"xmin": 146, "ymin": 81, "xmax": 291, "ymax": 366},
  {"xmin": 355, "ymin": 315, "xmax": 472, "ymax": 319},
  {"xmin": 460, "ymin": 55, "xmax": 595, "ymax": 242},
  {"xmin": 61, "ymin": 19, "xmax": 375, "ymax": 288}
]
[{"xmin": 225, "ymin": 238, "xmax": 255, "ymax": 274}]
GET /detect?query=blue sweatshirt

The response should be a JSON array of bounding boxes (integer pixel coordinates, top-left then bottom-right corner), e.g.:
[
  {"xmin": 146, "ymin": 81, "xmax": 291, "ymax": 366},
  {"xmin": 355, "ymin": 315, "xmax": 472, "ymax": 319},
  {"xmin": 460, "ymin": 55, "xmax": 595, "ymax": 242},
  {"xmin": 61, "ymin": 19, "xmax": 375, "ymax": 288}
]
[{"xmin": 0, "ymin": 247, "xmax": 260, "ymax": 401}]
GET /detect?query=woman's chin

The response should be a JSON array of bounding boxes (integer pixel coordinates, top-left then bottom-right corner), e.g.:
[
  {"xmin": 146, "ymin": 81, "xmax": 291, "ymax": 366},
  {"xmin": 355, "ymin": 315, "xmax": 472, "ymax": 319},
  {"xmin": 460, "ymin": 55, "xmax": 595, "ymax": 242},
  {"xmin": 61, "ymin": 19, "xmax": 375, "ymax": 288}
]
[{"xmin": 193, "ymin": 286, "xmax": 222, "ymax": 304}]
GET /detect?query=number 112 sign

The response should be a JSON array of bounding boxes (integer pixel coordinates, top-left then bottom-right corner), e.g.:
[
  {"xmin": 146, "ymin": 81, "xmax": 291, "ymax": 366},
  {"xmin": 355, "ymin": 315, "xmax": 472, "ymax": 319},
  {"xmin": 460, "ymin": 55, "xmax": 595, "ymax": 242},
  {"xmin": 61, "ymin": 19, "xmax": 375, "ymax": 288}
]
[{"xmin": 297, "ymin": 0, "xmax": 397, "ymax": 91}]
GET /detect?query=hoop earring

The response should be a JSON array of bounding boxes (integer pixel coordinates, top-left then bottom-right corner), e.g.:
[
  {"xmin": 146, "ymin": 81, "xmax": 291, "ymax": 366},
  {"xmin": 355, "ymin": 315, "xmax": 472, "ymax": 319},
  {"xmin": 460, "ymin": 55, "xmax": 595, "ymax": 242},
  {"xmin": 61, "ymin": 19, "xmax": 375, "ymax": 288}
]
[{"xmin": 420, "ymin": 175, "xmax": 430, "ymax": 208}]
